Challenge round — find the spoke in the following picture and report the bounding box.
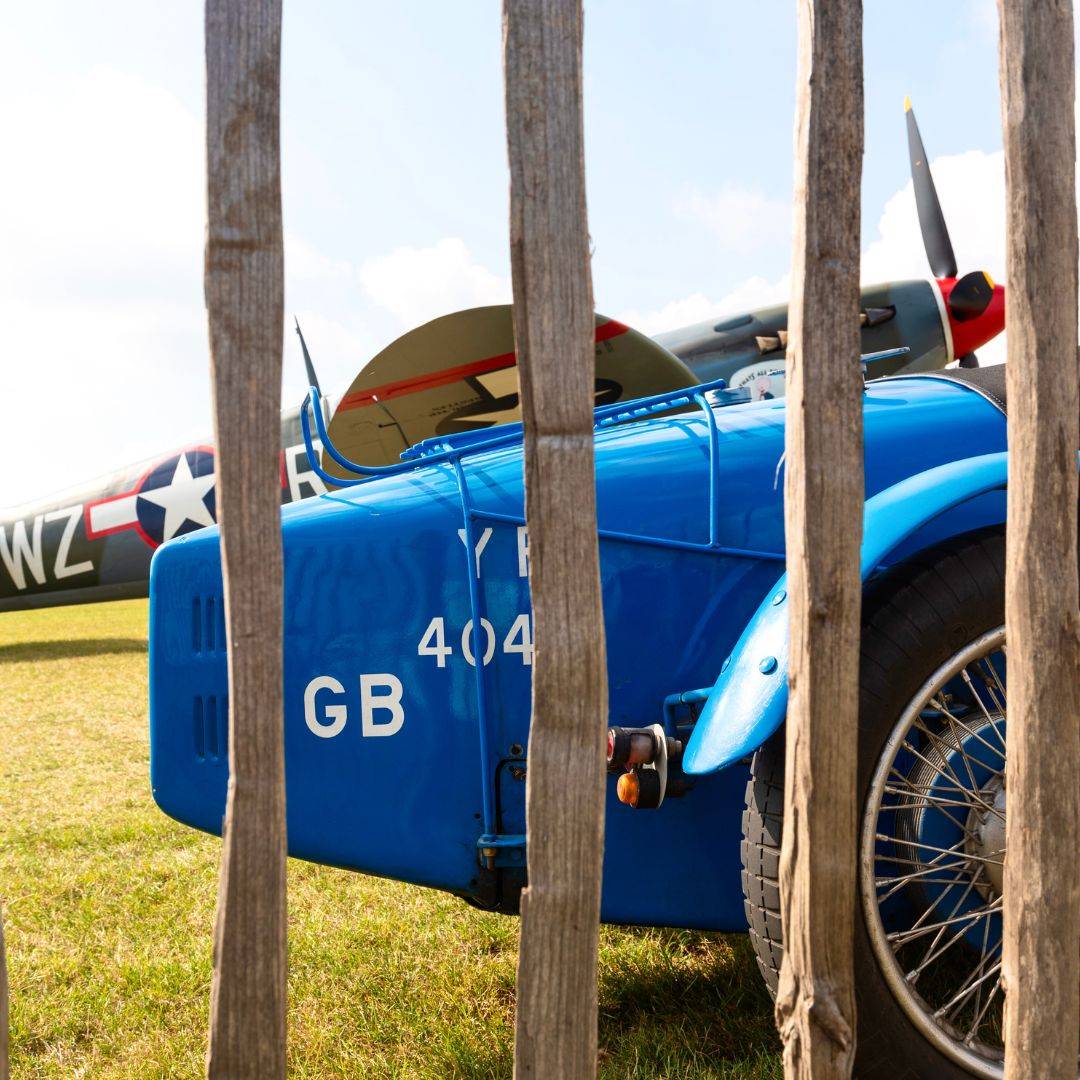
[892,861,985,942]
[887,765,972,796]
[887,763,982,814]
[908,871,993,978]
[917,711,984,794]
[878,870,971,888]
[959,668,1008,756]
[875,850,978,872]
[878,872,970,903]
[965,972,1003,1046]
[879,833,1002,868]
[877,831,966,860]
[912,717,1004,786]
[980,655,1007,702]
[888,896,1001,947]
[880,784,975,835]
[880,788,991,812]
[909,722,975,793]
[975,657,1007,719]
[876,856,979,889]
[932,693,1008,770]
[905,873,984,967]
[898,740,1002,819]
[876,860,968,887]
[966,904,996,1037]
[937,952,1003,1022]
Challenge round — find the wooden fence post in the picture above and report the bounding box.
[775,0,864,1076]
[503,1,608,1076]
[203,1,287,1076]
[998,3,1080,1077]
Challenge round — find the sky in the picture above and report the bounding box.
[0,1,1018,506]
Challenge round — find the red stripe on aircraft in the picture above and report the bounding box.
[337,319,630,413]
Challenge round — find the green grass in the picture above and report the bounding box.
[0,600,780,1078]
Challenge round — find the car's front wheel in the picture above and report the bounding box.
[741,531,1033,1079]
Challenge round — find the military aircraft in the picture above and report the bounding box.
[0,102,1004,613]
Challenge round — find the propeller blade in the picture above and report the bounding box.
[947,270,995,322]
[905,97,958,279]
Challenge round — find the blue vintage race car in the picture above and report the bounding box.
[149,363,1023,1078]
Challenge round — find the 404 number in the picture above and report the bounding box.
[417,614,533,668]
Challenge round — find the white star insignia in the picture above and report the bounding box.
[138,454,216,541]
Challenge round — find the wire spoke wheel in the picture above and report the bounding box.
[861,627,1010,1077]
[744,534,1079,1076]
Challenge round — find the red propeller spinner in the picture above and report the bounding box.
[906,98,1005,367]
[936,271,1005,366]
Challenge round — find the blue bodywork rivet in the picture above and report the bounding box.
[772,590,786,606]
[759,656,778,675]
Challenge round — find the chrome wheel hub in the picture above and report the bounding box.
[966,779,1006,900]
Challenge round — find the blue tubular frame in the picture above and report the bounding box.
[300,378,748,487]
[452,454,497,836]
[300,378,788,561]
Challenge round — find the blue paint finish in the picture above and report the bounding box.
[679,579,790,779]
[682,452,1012,777]
[150,374,1009,931]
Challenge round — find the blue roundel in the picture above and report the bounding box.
[135,449,217,547]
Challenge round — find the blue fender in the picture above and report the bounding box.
[681,451,1011,777]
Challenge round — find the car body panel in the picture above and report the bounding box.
[149,375,1007,931]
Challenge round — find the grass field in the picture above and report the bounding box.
[0,599,780,1078]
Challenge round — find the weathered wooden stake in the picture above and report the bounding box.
[776,0,864,1076]
[204,1,287,1076]
[503,1,608,1076]
[0,904,7,1080]
[998,3,1080,1077]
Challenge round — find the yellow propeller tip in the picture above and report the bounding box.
[904,95,912,112]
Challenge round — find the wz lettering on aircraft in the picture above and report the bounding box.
[0,438,324,611]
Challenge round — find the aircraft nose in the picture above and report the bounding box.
[936,275,1006,362]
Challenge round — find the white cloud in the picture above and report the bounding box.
[0,48,517,504]
[359,237,510,328]
[616,293,720,335]
[0,65,204,294]
[286,233,356,286]
[861,148,1006,286]
[0,63,211,507]
[622,148,1011,368]
[617,275,789,336]
[675,185,792,257]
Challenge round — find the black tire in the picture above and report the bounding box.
[742,530,1008,1079]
